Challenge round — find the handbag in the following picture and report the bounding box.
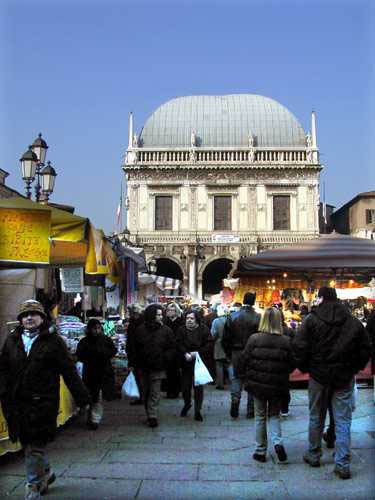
[121,371,140,398]
[194,352,213,386]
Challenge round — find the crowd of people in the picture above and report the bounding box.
[0,288,373,499]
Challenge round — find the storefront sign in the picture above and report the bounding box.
[60,267,84,293]
[0,208,51,264]
[211,234,240,243]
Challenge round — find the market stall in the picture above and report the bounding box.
[0,198,109,455]
[231,232,375,381]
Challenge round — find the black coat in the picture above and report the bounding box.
[222,305,261,357]
[76,334,117,402]
[126,316,144,368]
[366,310,375,375]
[292,301,370,388]
[176,324,212,369]
[133,322,177,372]
[238,332,295,399]
[0,323,90,444]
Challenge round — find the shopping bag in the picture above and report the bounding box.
[76,361,83,378]
[352,380,358,411]
[194,352,213,386]
[121,371,140,398]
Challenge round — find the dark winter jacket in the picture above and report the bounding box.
[133,322,177,372]
[292,300,370,388]
[222,305,261,358]
[126,315,144,368]
[366,310,375,375]
[164,316,184,335]
[238,332,295,399]
[176,324,212,369]
[76,333,117,402]
[0,323,90,444]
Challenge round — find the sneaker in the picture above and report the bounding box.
[39,470,56,495]
[25,483,41,500]
[194,412,203,422]
[275,444,288,462]
[246,411,255,419]
[334,465,351,479]
[323,431,335,449]
[230,402,239,418]
[303,452,320,467]
[252,453,266,463]
[148,418,158,428]
[280,411,289,418]
[180,403,192,417]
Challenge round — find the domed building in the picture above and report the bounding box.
[123,94,322,300]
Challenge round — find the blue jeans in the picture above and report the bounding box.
[308,377,354,468]
[24,443,50,486]
[254,397,282,455]
[229,352,254,410]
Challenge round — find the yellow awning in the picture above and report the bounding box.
[0,197,88,266]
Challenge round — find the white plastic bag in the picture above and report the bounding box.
[352,380,358,412]
[76,361,83,378]
[194,352,213,386]
[122,371,140,398]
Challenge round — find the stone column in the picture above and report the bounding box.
[189,258,196,297]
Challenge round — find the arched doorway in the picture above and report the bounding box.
[202,258,233,298]
[155,257,183,281]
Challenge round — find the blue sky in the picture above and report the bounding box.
[1,0,373,233]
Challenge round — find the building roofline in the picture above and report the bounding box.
[332,191,375,216]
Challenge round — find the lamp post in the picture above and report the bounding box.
[19,133,57,202]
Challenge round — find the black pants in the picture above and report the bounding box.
[165,365,181,397]
[181,364,203,413]
[280,390,291,414]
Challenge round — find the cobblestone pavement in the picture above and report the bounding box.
[1,385,374,499]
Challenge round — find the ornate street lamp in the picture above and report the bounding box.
[19,146,38,198]
[40,161,57,202]
[19,133,56,202]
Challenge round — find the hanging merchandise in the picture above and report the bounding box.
[106,276,120,314]
[60,268,84,293]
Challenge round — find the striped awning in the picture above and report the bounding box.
[138,272,181,292]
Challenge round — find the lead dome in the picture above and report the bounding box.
[139,94,306,148]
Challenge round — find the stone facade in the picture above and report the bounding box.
[122,96,322,299]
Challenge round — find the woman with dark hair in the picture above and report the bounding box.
[132,304,176,428]
[176,309,212,422]
[76,319,117,430]
[238,307,295,463]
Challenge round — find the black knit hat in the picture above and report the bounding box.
[318,286,337,302]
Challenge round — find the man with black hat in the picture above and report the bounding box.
[222,292,260,419]
[0,300,91,499]
[293,287,370,479]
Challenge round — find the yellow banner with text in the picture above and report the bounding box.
[0,208,51,264]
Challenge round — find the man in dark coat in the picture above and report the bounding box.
[0,300,90,499]
[163,302,184,398]
[132,304,176,428]
[292,287,370,479]
[126,304,144,405]
[76,318,117,430]
[222,292,261,419]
